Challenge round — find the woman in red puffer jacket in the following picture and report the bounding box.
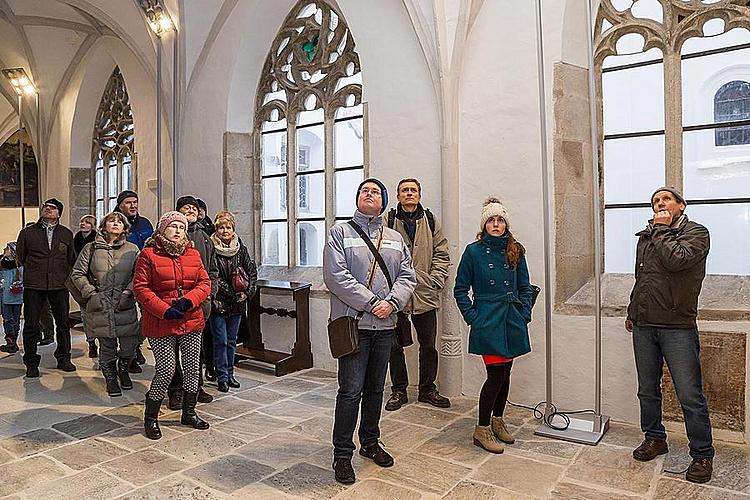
[133,211,211,440]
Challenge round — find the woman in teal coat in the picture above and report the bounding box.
[454,197,533,454]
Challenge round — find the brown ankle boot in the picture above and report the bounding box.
[490,416,515,444]
[473,425,504,454]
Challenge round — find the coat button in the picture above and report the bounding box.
[489,280,495,285]
[504,264,509,269]
[488,263,494,269]
[486,249,490,254]
[504,280,509,285]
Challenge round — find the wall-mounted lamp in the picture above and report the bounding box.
[145,4,174,36]
[2,68,36,96]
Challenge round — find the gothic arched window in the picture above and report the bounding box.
[595,1,750,275]
[714,80,750,146]
[255,0,366,267]
[92,67,135,221]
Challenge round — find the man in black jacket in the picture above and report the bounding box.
[17,198,77,377]
[626,186,713,484]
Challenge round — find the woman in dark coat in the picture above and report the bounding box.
[133,211,212,440]
[208,211,257,392]
[73,214,98,358]
[454,197,533,454]
[71,212,139,397]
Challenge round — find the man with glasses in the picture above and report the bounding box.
[323,178,416,484]
[16,198,77,377]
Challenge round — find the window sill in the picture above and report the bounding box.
[558,273,750,321]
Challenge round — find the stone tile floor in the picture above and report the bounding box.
[0,330,747,499]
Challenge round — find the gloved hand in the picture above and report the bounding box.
[172,297,192,312]
[164,306,185,320]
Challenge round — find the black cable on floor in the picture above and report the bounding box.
[507,400,597,431]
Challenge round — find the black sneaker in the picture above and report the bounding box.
[25,366,40,378]
[686,457,713,484]
[128,359,143,373]
[332,458,356,484]
[56,360,77,372]
[38,338,54,346]
[135,345,146,365]
[384,392,407,411]
[359,443,394,467]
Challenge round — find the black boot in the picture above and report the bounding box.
[128,358,143,373]
[102,362,122,397]
[0,337,19,354]
[144,395,163,440]
[181,391,209,430]
[135,345,146,365]
[117,358,133,390]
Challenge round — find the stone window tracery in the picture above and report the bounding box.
[255,0,365,268]
[92,67,135,221]
[595,0,750,275]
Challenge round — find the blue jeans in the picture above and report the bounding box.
[2,304,21,340]
[210,313,241,382]
[632,325,714,459]
[333,329,393,459]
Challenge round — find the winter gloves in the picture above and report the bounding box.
[163,297,193,320]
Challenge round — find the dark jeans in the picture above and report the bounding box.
[632,325,714,459]
[389,309,438,395]
[2,304,22,340]
[333,329,393,460]
[22,289,72,367]
[210,313,241,382]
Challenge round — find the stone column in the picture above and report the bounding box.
[223,132,255,250]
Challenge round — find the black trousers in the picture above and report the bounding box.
[388,309,438,395]
[39,299,55,339]
[22,289,72,367]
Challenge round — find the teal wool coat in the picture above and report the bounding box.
[453,234,533,358]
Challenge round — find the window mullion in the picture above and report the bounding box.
[663,51,683,190]
[287,119,297,268]
[324,108,335,236]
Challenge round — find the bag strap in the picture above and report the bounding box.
[347,220,394,289]
[425,208,435,236]
[387,208,396,229]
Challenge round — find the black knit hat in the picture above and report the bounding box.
[116,190,138,207]
[356,178,388,215]
[651,186,685,207]
[42,198,63,216]
[195,198,207,211]
[176,195,200,212]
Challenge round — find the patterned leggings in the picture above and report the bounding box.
[147,332,202,400]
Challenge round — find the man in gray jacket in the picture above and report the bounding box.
[323,178,416,485]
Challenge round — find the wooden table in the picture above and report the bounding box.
[235,279,313,376]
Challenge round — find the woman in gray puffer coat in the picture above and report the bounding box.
[71,211,140,397]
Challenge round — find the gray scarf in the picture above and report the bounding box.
[210,233,240,257]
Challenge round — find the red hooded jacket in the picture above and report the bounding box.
[133,237,211,338]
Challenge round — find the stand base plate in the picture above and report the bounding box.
[534,413,610,446]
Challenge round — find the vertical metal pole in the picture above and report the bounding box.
[35,92,42,200]
[533,0,554,411]
[156,36,163,216]
[172,31,179,203]
[585,0,604,423]
[18,94,25,227]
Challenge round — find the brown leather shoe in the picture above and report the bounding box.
[632,438,668,461]
[686,457,713,484]
[418,390,451,408]
[384,392,407,411]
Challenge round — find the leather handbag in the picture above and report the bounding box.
[231,266,250,292]
[530,284,541,307]
[327,225,382,359]
[347,221,413,348]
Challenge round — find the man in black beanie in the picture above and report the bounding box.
[195,198,215,236]
[114,190,153,250]
[16,199,77,377]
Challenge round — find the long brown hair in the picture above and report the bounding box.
[477,225,525,268]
